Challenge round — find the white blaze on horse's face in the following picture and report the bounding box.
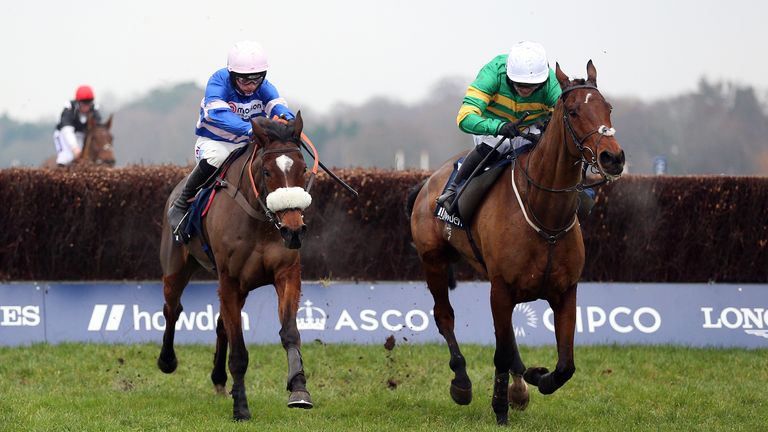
[276,155,294,186]
[584,93,593,104]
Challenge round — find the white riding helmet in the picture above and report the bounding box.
[227,41,269,74]
[506,41,549,84]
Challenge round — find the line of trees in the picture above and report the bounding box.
[2,78,767,175]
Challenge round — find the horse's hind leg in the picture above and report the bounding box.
[422,251,472,405]
[274,267,313,409]
[219,275,251,421]
[210,315,228,395]
[489,278,529,425]
[157,260,197,374]
[524,284,577,395]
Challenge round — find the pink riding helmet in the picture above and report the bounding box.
[227,41,269,74]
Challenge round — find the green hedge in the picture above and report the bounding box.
[1,167,765,282]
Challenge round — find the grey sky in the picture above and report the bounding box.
[2,0,765,122]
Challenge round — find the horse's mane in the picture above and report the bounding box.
[253,117,299,144]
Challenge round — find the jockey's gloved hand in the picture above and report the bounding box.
[498,122,520,139]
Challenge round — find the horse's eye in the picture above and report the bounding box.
[262,169,271,177]
[568,109,578,117]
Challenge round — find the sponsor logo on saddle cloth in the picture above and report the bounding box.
[434,157,511,229]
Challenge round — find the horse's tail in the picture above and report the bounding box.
[447,265,456,290]
[405,179,427,222]
[405,178,456,290]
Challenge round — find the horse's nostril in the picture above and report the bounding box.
[600,151,621,167]
[599,150,625,177]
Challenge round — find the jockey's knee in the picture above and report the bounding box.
[203,154,226,168]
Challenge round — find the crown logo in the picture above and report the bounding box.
[296,300,327,331]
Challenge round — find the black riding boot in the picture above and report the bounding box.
[167,160,217,235]
[436,145,496,209]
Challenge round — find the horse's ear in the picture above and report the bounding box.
[292,111,304,141]
[555,62,570,90]
[104,114,114,130]
[586,59,597,86]
[87,113,96,129]
[250,118,269,147]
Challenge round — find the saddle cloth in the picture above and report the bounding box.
[176,145,250,243]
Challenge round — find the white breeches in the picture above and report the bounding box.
[53,126,84,165]
[472,124,542,153]
[194,136,248,168]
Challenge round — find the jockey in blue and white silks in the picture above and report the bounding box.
[195,68,294,149]
[168,40,295,238]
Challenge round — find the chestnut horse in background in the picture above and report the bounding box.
[407,61,625,425]
[42,113,115,167]
[80,114,115,166]
[158,114,314,421]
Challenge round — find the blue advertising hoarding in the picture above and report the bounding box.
[1,281,766,348]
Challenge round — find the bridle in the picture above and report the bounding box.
[236,141,311,230]
[79,125,115,165]
[520,84,617,192]
[512,83,618,242]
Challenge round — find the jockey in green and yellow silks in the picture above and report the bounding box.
[438,41,595,214]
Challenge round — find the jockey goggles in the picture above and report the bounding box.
[513,81,542,91]
[234,72,266,87]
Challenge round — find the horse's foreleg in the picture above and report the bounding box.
[275,267,313,409]
[423,254,472,405]
[210,315,228,395]
[524,285,577,395]
[219,276,251,421]
[157,269,193,374]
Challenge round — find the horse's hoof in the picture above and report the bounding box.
[523,367,549,386]
[213,384,227,396]
[495,412,509,425]
[156,356,177,374]
[287,390,314,409]
[450,381,473,405]
[233,409,251,422]
[508,374,530,411]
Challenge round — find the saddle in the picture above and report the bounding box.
[434,157,512,229]
[434,118,550,229]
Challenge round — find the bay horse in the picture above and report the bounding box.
[407,61,625,425]
[42,113,115,167]
[80,113,116,166]
[157,114,314,420]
